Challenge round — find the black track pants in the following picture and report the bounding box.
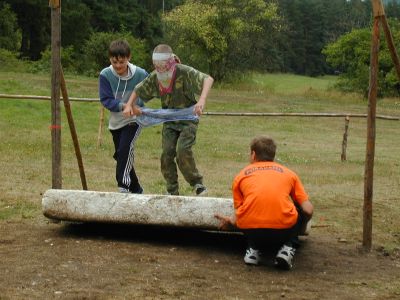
[110,122,142,193]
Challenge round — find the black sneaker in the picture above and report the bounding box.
[291,236,301,249]
[130,186,144,194]
[195,184,208,196]
[167,191,179,196]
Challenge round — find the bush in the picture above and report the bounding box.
[0,49,30,72]
[28,31,150,77]
[80,31,150,77]
[29,46,78,74]
[323,20,400,97]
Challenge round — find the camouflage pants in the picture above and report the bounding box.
[161,121,203,194]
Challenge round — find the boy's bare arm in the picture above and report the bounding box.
[214,213,236,231]
[300,200,314,220]
[194,76,214,116]
[123,91,142,117]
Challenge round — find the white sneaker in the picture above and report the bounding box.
[275,245,295,270]
[244,248,261,265]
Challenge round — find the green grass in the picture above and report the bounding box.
[244,73,335,94]
[0,70,399,252]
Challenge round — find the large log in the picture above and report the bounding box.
[42,189,234,230]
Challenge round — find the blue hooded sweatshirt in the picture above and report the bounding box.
[99,63,147,130]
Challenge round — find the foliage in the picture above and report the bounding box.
[163,0,282,80]
[323,28,371,95]
[3,0,400,84]
[77,0,163,48]
[0,3,20,52]
[62,0,93,53]
[277,0,373,77]
[29,46,77,74]
[323,20,400,97]
[0,48,30,72]
[3,0,163,61]
[4,0,50,60]
[27,31,150,77]
[80,31,150,77]
[163,1,223,75]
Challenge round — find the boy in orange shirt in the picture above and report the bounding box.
[215,136,313,270]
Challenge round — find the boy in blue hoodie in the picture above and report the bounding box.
[99,39,148,193]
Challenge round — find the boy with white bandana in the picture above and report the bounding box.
[99,40,148,194]
[123,44,214,196]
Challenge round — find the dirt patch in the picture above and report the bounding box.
[1,217,399,299]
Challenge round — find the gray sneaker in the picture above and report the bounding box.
[274,245,296,270]
[119,187,130,193]
[119,187,144,194]
[244,248,261,265]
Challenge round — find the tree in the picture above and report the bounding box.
[5,0,50,60]
[323,20,400,97]
[277,0,373,76]
[79,0,163,48]
[163,0,281,80]
[0,3,20,52]
[3,0,182,62]
[386,0,400,19]
[323,28,371,95]
[62,1,92,53]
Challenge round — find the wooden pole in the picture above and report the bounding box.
[2,94,399,120]
[381,16,400,81]
[49,0,62,189]
[60,69,88,190]
[341,116,350,162]
[363,1,382,251]
[97,106,105,147]
[0,94,98,102]
[372,0,385,17]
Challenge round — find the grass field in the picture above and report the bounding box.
[0,71,399,253]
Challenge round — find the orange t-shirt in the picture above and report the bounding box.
[232,161,309,229]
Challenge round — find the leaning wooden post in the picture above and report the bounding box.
[341,116,350,161]
[381,16,400,81]
[60,69,88,190]
[363,0,383,251]
[49,0,62,189]
[97,106,105,147]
